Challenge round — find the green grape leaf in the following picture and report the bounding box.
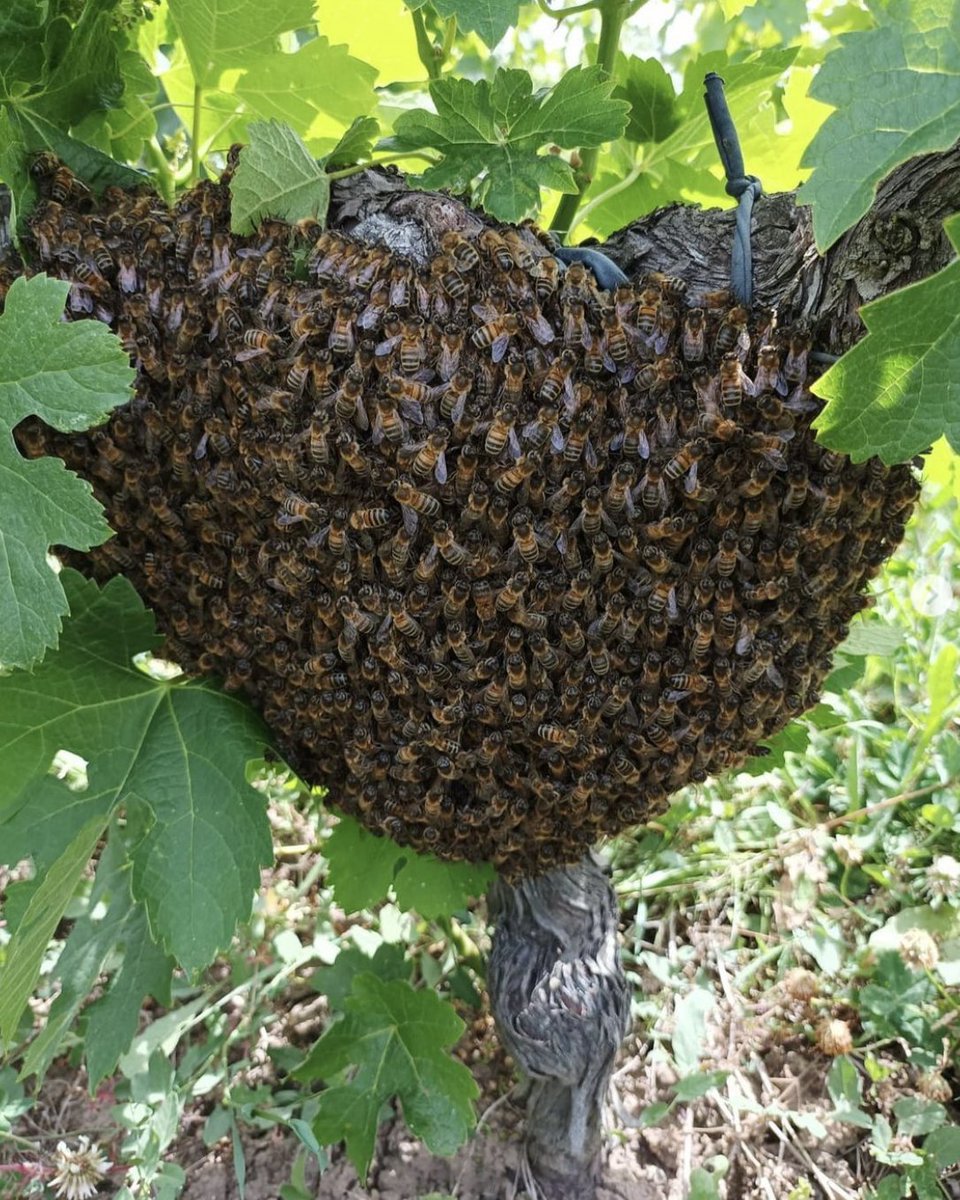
[324,815,401,913]
[392,855,495,919]
[233,39,379,151]
[0,812,109,1042]
[72,49,159,165]
[17,835,173,1085]
[0,1,46,97]
[613,54,680,144]
[742,720,811,774]
[0,572,272,971]
[584,49,798,236]
[166,0,314,88]
[295,975,477,1179]
[429,0,521,49]
[325,814,492,917]
[0,274,134,669]
[0,106,150,229]
[811,213,960,463]
[388,66,630,222]
[325,116,381,171]
[311,944,410,1010]
[83,905,173,1087]
[230,119,330,234]
[798,0,960,251]
[29,0,123,127]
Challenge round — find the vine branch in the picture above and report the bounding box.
[548,0,632,240]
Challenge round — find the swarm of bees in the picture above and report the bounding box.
[10,153,920,878]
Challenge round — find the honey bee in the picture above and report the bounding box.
[676,307,706,363]
[719,352,754,408]
[434,323,463,381]
[479,228,515,272]
[483,403,519,459]
[328,300,358,356]
[471,312,520,362]
[533,255,561,300]
[518,294,554,345]
[601,306,629,365]
[715,304,750,357]
[537,348,577,411]
[783,329,812,385]
[400,430,446,484]
[440,230,481,272]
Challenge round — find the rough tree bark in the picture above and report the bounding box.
[327,142,960,1199]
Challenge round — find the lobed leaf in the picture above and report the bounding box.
[0,274,134,668]
[167,0,314,89]
[325,813,494,918]
[429,0,521,49]
[799,0,960,250]
[295,975,478,1179]
[389,66,629,222]
[613,54,680,145]
[812,213,960,463]
[0,572,273,971]
[229,119,330,234]
[325,116,381,171]
[0,813,109,1042]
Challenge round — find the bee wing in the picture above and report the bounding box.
[584,438,598,471]
[235,347,269,361]
[471,301,498,322]
[375,614,393,643]
[194,432,209,460]
[761,450,789,471]
[562,375,576,418]
[652,332,669,355]
[784,387,817,413]
[491,334,510,364]
[375,335,400,357]
[551,426,567,454]
[507,427,522,462]
[684,462,700,494]
[608,431,625,452]
[526,313,556,345]
[371,411,385,446]
[401,505,419,537]
[741,372,757,397]
[666,587,678,621]
[449,390,468,425]
[434,452,448,485]
[521,417,542,440]
[766,664,785,688]
[601,510,618,536]
[358,303,384,330]
[400,397,425,425]
[353,397,370,432]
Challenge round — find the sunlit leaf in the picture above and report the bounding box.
[0,274,133,669]
[799,0,960,250]
[812,214,960,463]
[229,119,330,233]
[389,66,629,221]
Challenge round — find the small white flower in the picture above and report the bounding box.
[898,927,940,971]
[923,855,960,908]
[50,1136,111,1200]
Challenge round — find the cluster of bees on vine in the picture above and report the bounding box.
[11,154,919,877]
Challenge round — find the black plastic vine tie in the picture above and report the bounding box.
[703,72,762,306]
